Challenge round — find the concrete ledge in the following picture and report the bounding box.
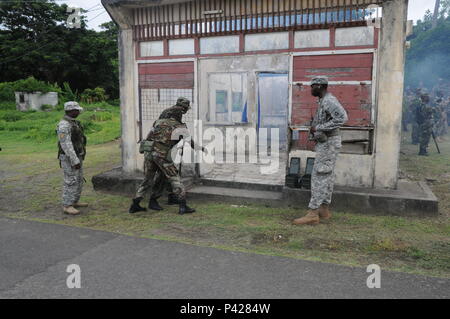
[282,181,438,216]
[92,169,438,216]
[92,167,195,196]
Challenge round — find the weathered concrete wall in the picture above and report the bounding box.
[15,92,58,111]
[289,150,375,188]
[335,26,375,47]
[294,30,330,48]
[373,0,408,189]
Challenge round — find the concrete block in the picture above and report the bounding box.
[294,30,330,48]
[200,36,240,54]
[245,32,289,51]
[140,41,164,57]
[335,26,374,47]
[169,39,195,55]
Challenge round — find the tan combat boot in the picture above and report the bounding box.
[63,206,80,215]
[319,204,332,220]
[74,202,88,208]
[292,209,320,226]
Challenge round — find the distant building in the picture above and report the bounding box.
[15,91,58,111]
[102,0,410,189]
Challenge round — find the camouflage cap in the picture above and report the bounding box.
[311,76,329,86]
[64,101,83,112]
[176,97,190,108]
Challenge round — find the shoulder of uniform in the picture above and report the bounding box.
[324,93,342,108]
[57,119,71,131]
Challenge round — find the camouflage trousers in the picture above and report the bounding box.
[411,122,420,144]
[135,151,185,200]
[60,155,84,207]
[419,121,433,151]
[308,136,342,210]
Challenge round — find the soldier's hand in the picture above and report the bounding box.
[309,126,317,134]
[73,163,81,170]
[201,146,208,154]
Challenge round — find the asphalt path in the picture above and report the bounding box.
[0,217,448,299]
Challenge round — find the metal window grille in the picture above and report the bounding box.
[132,0,383,41]
[140,88,194,123]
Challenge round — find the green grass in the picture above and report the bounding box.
[0,120,449,278]
[0,102,120,149]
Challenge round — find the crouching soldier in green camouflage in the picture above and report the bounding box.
[293,77,348,226]
[129,97,205,215]
[57,101,88,215]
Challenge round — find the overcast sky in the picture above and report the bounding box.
[61,0,438,30]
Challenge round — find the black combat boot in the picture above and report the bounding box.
[179,200,196,215]
[418,147,428,156]
[149,197,163,211]
[167,193,179,205]
[129,198,147,214]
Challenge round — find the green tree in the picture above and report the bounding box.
[0,0,119,99]
[405,4,450,89]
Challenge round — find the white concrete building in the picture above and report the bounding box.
[102,0,411,190]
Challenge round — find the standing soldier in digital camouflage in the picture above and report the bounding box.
[129,97,205,215]
[416,92,434,156]
[293,77,348,226]
[57,101,88,215]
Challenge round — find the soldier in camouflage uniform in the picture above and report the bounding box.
[293,77,348,226]
[433,91,448,141]
[57,101,87,215]
[129,97,205,215]
[410,88,422,145]
[416,93,434,156]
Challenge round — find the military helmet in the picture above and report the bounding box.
[64,101,83,112]
[176,97,190,109]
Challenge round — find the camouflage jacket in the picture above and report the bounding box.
[57,115,87,166]
[145,117,188,156]
[409,97,422,120]
[416,101,434,125]
[312,92,348,133]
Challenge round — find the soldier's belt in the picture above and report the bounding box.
[324,129,340,137]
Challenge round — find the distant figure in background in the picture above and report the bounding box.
[57,101,88,215]
[410,88,422,145]
[434,91,448,141]
[293,76,348,226]
[416,93,434,156]
[402,87,413,132]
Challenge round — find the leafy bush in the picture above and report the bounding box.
[0,82,16,101]
[41,104,54,111]
[108,99,120,107]
[80,87,107,103]
[61,82,79,103]
[13,77,61,94]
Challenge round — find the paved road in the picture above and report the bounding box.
[0,217,448,299]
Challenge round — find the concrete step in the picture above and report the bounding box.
[93,168,439,216]
[187,185,283,206]
[199,178,284,192]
